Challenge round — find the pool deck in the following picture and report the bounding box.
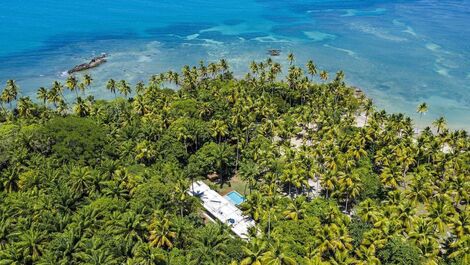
[189,181,255,239]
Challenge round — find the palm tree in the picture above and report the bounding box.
[319,71,328,82]
[75,237,118,265]
[208,62,219,77]
[47,85,63,108]
[287,53,295,66]
[240,192,264,222]
[69,166,94,196]
[83,74,93,88]
[432,116,446,133]
[112,211,146,254]
[261,239,297,265]
[148,212,176,249]
[416,102,428,118]
[363,98,374,124]
[118,80,131,98]
[283,196,306,221]
[36,87,48,107]
[2,166,20,193]
[240,238,268,265]
[16,229,46,263]
[17,97,35,118]
[211,119,229,143]
[73,97,89,117]
[338,172,363,212]
[106,79,117,97]
[306,60,317,79]
[238,160,260,195]
[190,224,229,264]
[1,80,19,109]
[65,75,79,98]
[135,81,145,95]
[219,58,229,75]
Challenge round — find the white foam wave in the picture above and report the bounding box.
[426,43,441,51]
[304,31,336,42]
[254,35,290,43]
[342,8,386,17]
[324,44,358,58]
[393,20,417,37]
[392,19,405,27]
[186,34,199,40]
[201,39,224,45]
[403,26,417,36]
[137,55,152,63]
[350,22,407,42]
[435,65,450,77]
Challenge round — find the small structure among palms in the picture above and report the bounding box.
[188,181,255,239]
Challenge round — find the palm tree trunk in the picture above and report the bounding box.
[235,138,239,170]
[268,210,271,239]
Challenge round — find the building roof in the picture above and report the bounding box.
[189,181,255,239]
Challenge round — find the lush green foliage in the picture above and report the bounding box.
[0,56,468,264]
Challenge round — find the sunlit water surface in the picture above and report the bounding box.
[1,0,469,129]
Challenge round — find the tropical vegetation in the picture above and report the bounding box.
[0,55,468,264]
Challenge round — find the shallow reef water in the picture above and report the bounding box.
[0,0,469,129]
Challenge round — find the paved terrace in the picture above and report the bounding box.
[188,181,255,239]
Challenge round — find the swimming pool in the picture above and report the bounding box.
[225,191,245,205]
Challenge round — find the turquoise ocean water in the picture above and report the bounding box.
[1,0,469,129]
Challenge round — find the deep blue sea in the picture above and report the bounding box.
[1,0,469,129]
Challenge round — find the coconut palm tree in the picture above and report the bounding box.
[416,102,428,118]
[16,228,46,263]
[36,87,48,107]
[432,116,447,133]
[17,97,35,118]
[240,191,264,222]
[47,85,63,108]
[190,224,230,264]
[2,166,20,193]
[238,160,261,195]
[66,75,79,98]
[287,53,295,66]
[83,74,93,88]
[338,172,362,212]
[319,71,328,82]
[148,212,176,249]
[73,97,89,117]
[261,239,296,265]
[283,196,306,221]
[106,79,117,97]
[112,211,146,254]
[306,60,317,79]
[211,120,229,143]
[219,58,229,75]
[69,166,94,196]
[118,80,131,98]
[1,80,19,109]
[240,238,268,265]
[135,81,145,95]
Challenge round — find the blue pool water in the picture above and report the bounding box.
[225,191,245,205]
[0,0,469,129]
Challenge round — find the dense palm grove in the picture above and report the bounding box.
[0,55,468,265]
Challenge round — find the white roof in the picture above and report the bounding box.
[189,181,255,239]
